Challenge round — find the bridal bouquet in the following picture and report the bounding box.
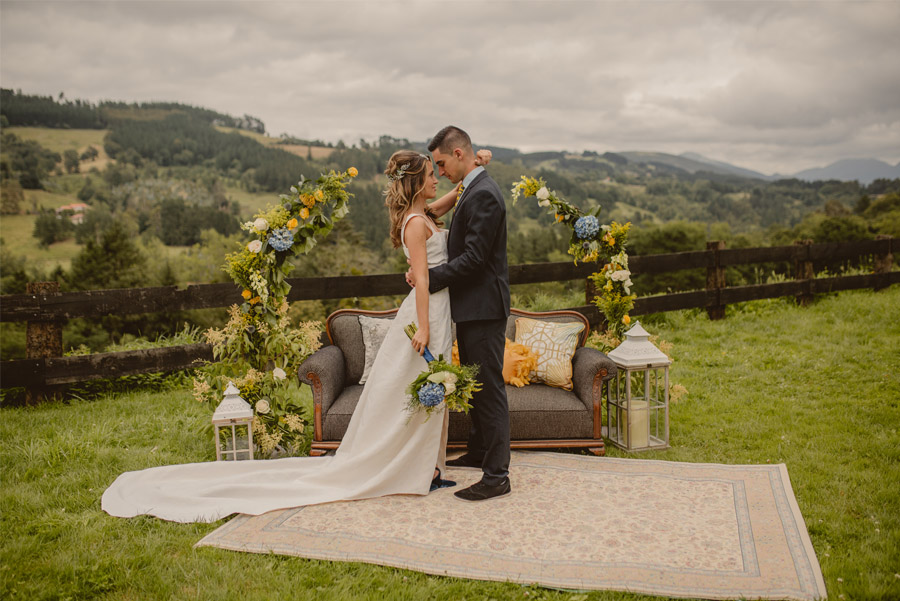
[403,323,480,418]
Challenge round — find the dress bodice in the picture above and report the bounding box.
[401,213,448,268]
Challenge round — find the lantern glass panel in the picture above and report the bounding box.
[606,366,669,451]
[216,422,254,461]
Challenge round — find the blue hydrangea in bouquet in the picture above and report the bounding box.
[403,323,480,419]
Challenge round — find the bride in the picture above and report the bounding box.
[102,149,490,523]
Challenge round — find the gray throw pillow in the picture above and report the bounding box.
[358,315,393,384]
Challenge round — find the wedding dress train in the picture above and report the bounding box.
[102,214,452,523]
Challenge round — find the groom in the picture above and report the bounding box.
[417,125,512,501]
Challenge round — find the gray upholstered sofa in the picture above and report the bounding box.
[299,308,616,457]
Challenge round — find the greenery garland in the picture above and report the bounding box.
[193,167,358,456]
[511,175,635,338]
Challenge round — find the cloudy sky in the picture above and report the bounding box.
[2,0,898,174]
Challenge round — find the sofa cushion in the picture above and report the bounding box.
[323,384,593,443]
[358,315,393,384]
[450,386,593,441]
[322,384,365,441]
[514,318,585,390]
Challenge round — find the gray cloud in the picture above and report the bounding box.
[2,0,898,174]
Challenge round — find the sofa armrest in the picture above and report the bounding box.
[572,346,617,411]
[298,345,346,441]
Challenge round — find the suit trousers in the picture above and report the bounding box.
[456,317,510,486]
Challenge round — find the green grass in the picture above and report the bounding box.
[1,193,83,273]
[5,127,108,155]
[224,185,281,217]
[2,287,899,600]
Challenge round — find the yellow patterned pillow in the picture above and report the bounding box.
[514,318,585,390]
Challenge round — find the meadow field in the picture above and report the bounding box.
[2,287,898,601]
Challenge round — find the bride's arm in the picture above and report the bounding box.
[427,149,493,218]
[428,185,460,218]
[404,218,431,355]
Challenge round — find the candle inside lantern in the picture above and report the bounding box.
[618,399,649,448]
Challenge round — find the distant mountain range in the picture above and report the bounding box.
[789,158,900,185]
[614,151,900,185]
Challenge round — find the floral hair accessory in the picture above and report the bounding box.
[388,162,411,182]
[387,155,429,182]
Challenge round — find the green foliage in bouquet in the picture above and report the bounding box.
[511,175,635,338]
[402,322,481,419]
[193,167,358,456]
[405,358,481,420]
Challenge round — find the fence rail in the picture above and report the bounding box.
[1,237,894,396]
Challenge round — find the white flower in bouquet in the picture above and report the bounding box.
[253,217,269,232]
[536,187,551,206]
[609,269,631,282]
[256,399,271,414]
[427,371,458,394]
[272,367,286,380]
[247,240,263,253]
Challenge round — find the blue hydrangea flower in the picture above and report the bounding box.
[267,227,294,251]
[574,215,600,240]
[417,382,445,407]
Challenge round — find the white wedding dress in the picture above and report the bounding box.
[102,214,452,523]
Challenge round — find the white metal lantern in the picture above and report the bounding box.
[606,322,671,451]
[212,382,255,461]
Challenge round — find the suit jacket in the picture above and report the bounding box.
[429,170,510,322]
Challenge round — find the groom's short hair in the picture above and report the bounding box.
[428,126,472,155]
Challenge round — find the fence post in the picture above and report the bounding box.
[874,235,893,291]
[705,240,726,320]
[25,281,62,404]
[585,273,598,305]
[793,239,814,307]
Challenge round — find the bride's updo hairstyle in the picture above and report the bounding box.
[384,150,443,248]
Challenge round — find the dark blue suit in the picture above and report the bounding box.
[429,170,511,485]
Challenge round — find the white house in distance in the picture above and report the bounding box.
[55,202,90,225]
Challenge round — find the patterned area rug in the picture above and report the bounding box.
[196,451,826,600]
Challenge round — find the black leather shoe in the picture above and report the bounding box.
[446,454,483,469]
[430,468,457,492]
[453,478,511,502]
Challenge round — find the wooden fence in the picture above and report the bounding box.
[1,237,895,398]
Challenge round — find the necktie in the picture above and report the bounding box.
[456,184,465,204]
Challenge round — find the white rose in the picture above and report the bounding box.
[443,382,456,395]
[272,367,286,381]
[610,269,631,282]
[538,199,551,207]
[536,187,550,201]
[253,218,269,231]
[623,279,633,295]
[428,371,456,385]
[256,399,270,414]
[247,240,263,253]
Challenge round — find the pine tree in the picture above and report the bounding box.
[68,221,147,290]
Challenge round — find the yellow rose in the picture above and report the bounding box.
[300,207,310,220]
[301,194,315,209]
[348,167,358,177]
[314,189,325,202]
[286,218,298,229]
[241,289,252,300]
[249,296,261,305]
[623,315,631,325]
